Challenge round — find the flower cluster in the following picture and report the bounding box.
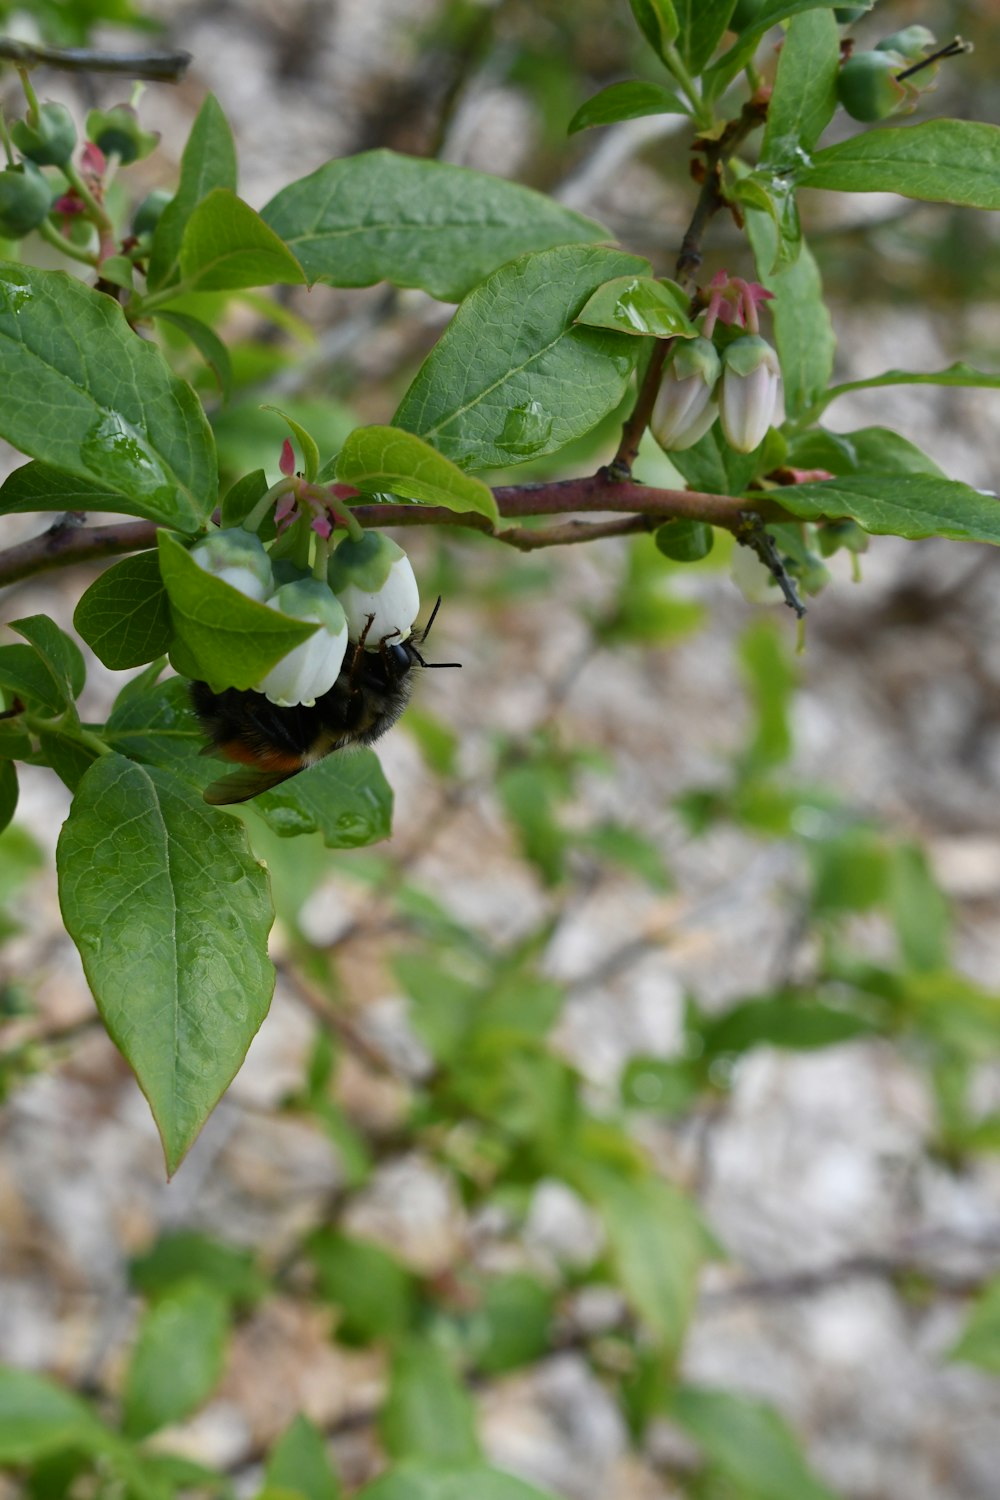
[651,273,782,457]
[190,523,420,708]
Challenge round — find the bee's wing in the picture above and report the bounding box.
[202,765,301,805]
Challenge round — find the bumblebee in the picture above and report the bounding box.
[191,600,457,805]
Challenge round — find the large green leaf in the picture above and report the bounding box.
[250,750,394,849]
[772,473,1000,546]
[799,121,1000,209]
[57,754,274,1173]
[576,1165,705,1355]
[9,616,84,701]
[261,150,610,303]
[394,245,648,470]
[179,189,306,292]
[123,1280,231,1438]
[359,1466,560,1500]
[0,266,216,528]
[568,80,687,134]
[626,0,679,65]
[817,361,1000,411]
[380,1339,481,1466]
[157,530,317,691]
[104,675,214,788]
[760,8,839,166]
[745,214,834,421]
[74,552,173,671]
[671,1386,839,1500]
[0,460,128,515]
[336,427,498,523]
[148,94,238,290]
[0,1367,106,1463]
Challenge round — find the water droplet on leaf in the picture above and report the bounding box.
[81,412,175,508]
[499,401,553,456]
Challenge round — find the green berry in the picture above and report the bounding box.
[11,103,77,167]
[837,50,907,122]
[0,163,52,238]
[132,188,172,237]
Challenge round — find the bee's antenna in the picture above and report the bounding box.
[419,595,444,643]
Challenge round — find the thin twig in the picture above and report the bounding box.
[0,38,191,82]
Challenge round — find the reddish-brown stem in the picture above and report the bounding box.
[0,478,793,588]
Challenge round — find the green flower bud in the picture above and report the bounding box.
[875,26,935,61]
[132,188,172,237]
[11,103,77,167]
[328,531,420,646]
[189,528,274,602]
[85,104,159,165]
[0,163,52,238]
[838,50,907,122]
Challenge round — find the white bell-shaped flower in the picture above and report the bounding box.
[719,336,782,454]
[190,527,273,602]
[651,336,721,452]
[328,531,420,648]
[254,579,349,707]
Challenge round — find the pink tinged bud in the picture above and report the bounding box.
[651,336,721,452]
[279,438,296,477]
[719,336,782,454]
[311,513,332,538]
[80,142,106,177]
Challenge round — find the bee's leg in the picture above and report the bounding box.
[346,614,376,688]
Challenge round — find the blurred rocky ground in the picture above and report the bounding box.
[2,1,1000,1498]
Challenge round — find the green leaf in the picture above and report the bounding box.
[800,120,1000,210]
[105,676,212,786]
[394,245,648,470]
[221,469,269,528]
[123,1280,231,1438]
[701,994,874,1053]
[890,844,950,974]
[621,1056,701,1114]
[0,761,17,834]
[57,754,274,1173]
[36,729,98,793]
[739,619,795,773]
[266,1416,341,1500]
[760,8,840,166]
[772,473,1000,547]
[308,1230,416,1345]
[628,0,679,65]
[472,1275,552,1375]
[576,1165,706,1355]
[73,553,173,671]
[381,1338,481,1466]
[261,149,610,303]
[706,2,874,99]
[568,80,688,133]
[809,830,888,914]
[249,750,394,849]
[951,1278,1000,1374]
[157,530,316,691]
[745,215,834,419]
[0,266,216,529]
[130,1230,267,1308]
[669,424,758,496]
[670,1386,840,1500]
[336,426,498,523]
[819,361,1000,409]
[0,643,68,714]
[0,461,131,517]
[841,427,945,478]
[734,174,802,271]
[178,189,306,292]
[675,0,736,72]
[9,616,84,702]
[655,520,714,562]
[359,1465,561,1500]
[155,310,233,401]
[0,1367,105,1463]
[148,94,238,291]
[581,821,672,888]
[575,275,696,338]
